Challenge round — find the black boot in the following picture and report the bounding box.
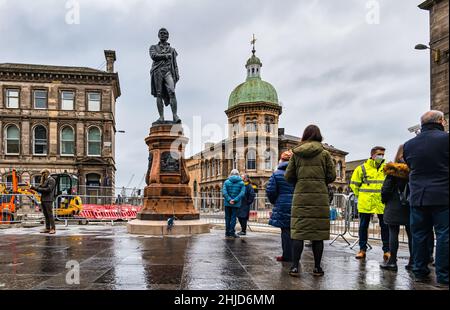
[380,258,398,271]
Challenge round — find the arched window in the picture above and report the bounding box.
[5,125,20,154]
[265,116,274,133]
[246,118,257,132]
[246,149,256,170]
[264,149,274,170]
[61,126,75,155]
[211,160,216,178]
[216,159,221,176]
[33,125,47,155]
[206,160,210,178]
[31,175,41,187]
[87,127,101,156]
[336,161,342,179]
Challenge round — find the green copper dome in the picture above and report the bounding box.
[246,54,262,66]
[228,51,278,108]
[228,78,278,108]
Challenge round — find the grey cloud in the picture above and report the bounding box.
[0,0,431,187]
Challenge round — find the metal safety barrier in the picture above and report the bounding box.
[0,193,44,224]
[54,194,142,225]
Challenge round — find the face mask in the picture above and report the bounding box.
[374,155,384,163]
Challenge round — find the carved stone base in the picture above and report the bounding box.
[137,196,199,220]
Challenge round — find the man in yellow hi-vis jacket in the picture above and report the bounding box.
[350,146,390,261]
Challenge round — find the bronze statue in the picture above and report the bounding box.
[149,28,180,123]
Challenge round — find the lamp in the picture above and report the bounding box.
[415,43,441,63]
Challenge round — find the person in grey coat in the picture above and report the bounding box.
[31,169,56,234]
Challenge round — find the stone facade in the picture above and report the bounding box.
[419,0,449,129]
[0,51,121,196]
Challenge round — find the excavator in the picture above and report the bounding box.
[0,169,83,223]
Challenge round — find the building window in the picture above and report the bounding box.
[87,127,101,156]
[337,161,342,179]
[31,175,41,187]
[245,118,257,132]
[5,89,19,108]
[87,92,101,111]
[265,116,274,133]
[33,125,47,155]
[5,125,20,154]
[61,126,75,155]
[264,149,273,170]
[61,91,74,110]
[233,152,237,169]
[246,149,256,170]
[232,121,239,136]
[5,174,20,187]
[33,90,48,109]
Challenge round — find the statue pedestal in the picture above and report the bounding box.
[127,122,210,235]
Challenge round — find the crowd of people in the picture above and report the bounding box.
[221,110,448,287]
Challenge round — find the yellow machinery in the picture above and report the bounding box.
[0,170,83,222]
[51,173,83,217]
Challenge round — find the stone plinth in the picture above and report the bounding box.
[127,219,210,235]
[128,122,209,235]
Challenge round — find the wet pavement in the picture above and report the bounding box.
[0,225,447,290]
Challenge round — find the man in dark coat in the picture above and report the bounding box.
[149,28,180,123]
[237,174,255,236]
[403,110,449,286]
[267,151,295,262]
[31,169,56,234]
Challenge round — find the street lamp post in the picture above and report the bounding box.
[415,43,441,63]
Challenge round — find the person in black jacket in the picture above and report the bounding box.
[237,174,256,236]
[403,110,449,286]
[31,169,57,234]
[380,145,412,271]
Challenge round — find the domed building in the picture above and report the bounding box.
[186,46,348,211]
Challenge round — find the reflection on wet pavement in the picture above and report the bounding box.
[0,225,446,290]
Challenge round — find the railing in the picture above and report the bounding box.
[53,194,142,225]
[1,191,412,246]
[0,193,43,224]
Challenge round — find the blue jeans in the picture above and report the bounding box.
[225,206,238,236]
[281,227,292,261]
[411,206,449,284]
[359,213,390,252]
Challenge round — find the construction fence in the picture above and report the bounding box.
[1,191,410,245]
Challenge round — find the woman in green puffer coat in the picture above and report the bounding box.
[285,125,336,277]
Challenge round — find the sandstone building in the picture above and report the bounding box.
[0,50,121,197]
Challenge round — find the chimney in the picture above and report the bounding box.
[104,50,116,73]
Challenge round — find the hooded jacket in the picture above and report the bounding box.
[285,141,336,240]
[267,161,295,228]
[381,162,410,225]
[222,175,246,208]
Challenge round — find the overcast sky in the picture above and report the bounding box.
[0,0,431,189]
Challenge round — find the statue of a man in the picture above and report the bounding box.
[149,28,180,123]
